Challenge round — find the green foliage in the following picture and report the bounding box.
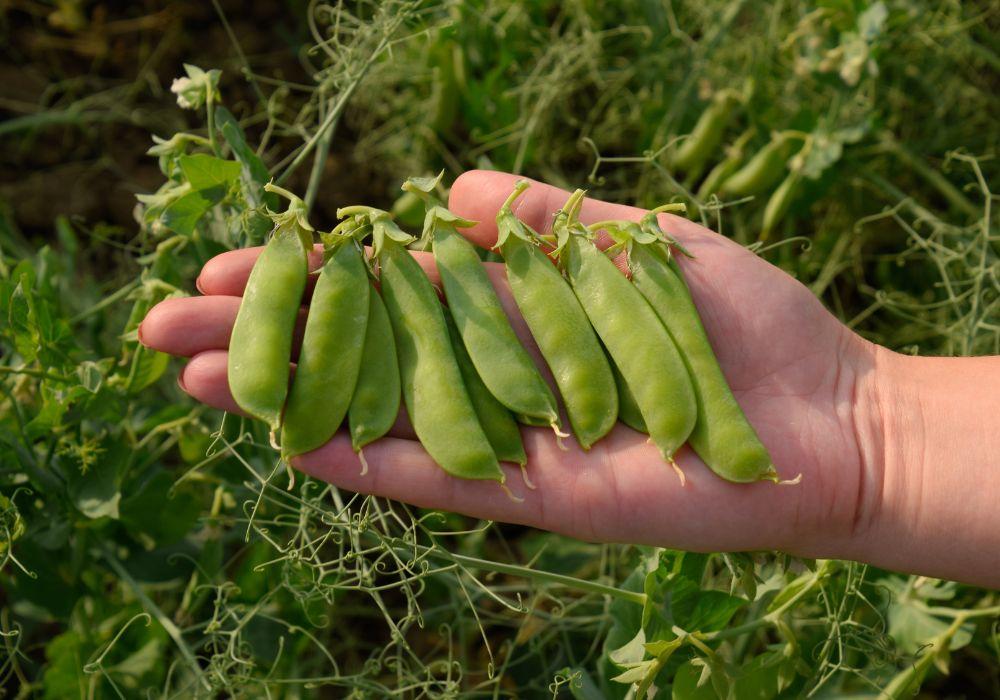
[1,0,998,697]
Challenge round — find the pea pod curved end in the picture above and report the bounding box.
[519,465,536,490]
[667,455,686,487]
[775,471,803,486]
[499,481,523,503]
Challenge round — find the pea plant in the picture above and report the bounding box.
[1,1,997,697]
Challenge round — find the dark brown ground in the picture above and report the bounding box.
[0,0,367,240]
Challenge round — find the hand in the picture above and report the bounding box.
[139,170,1000,588]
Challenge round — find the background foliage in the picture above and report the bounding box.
[1,0,997,697]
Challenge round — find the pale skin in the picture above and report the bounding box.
[140,170,1000,590]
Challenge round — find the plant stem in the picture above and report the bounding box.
[0,366,71,383]
[102,547,211,691]
[70,279,140,324]
[303,95,341,214]
[276,37,389,188]
[879,135,979,219]
[400,541,646,606]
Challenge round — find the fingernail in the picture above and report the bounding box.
[137,322,147,347]
[195,274,206,294]
[177,372,187,393]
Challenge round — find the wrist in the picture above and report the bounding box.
[840,346,1000,588]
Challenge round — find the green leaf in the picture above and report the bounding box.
[113,637,163,680]
[686,590,747,632]
[76,360,104,393]
[125,345,170,393]
[731,651,789,700]
[403,171,445,195]
[121,541,199,583]
[8,276,38,362]
[159,188,225,236]
[599,556,649,697]
[609,628,647,668]
[888,600,974,654]
[672,661,716,700]
[24,384,71,440]
[178,153,241,191]
[42,631,88,699]
[216,106,276,209]
[766,564,826,614]
[66,444,122,520]
[121,473,201,545]
[611,659,658,684]
[424,204,477,234]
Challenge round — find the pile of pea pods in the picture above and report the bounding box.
[227,177,778,488]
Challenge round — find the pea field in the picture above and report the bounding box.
[1,1,998,697]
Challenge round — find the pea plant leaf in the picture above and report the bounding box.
[795,123,869,180]
[882,577,975,654]
[178,154,241,190]
[671,660,719,700]
[120,473,201,546]
[160,189,225,236]
[68,463,120,520]
[8,275,39,362]
[216,106,278,210]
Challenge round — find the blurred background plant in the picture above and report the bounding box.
[0,0,997,697]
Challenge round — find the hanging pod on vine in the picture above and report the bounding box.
[694,128,757,212]
[718,132,801,198]
[760,170,803,241]
[672,88,742,178]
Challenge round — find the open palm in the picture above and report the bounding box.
[140,170,877,559]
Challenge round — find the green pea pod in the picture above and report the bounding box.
[430,213,560,428]
[378,237,504,482]
[444,307,526,467]
[612,360,646,434]
[672,89,741,177]
[280,241,370,458]
[694,128,756,209]
[496,183,617,450]
[761,171,802,240]
[348,284,401,454]
[228,205,311,431]
[719,133,797,198]
[629,243,777,482]
[561,207,695,460]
